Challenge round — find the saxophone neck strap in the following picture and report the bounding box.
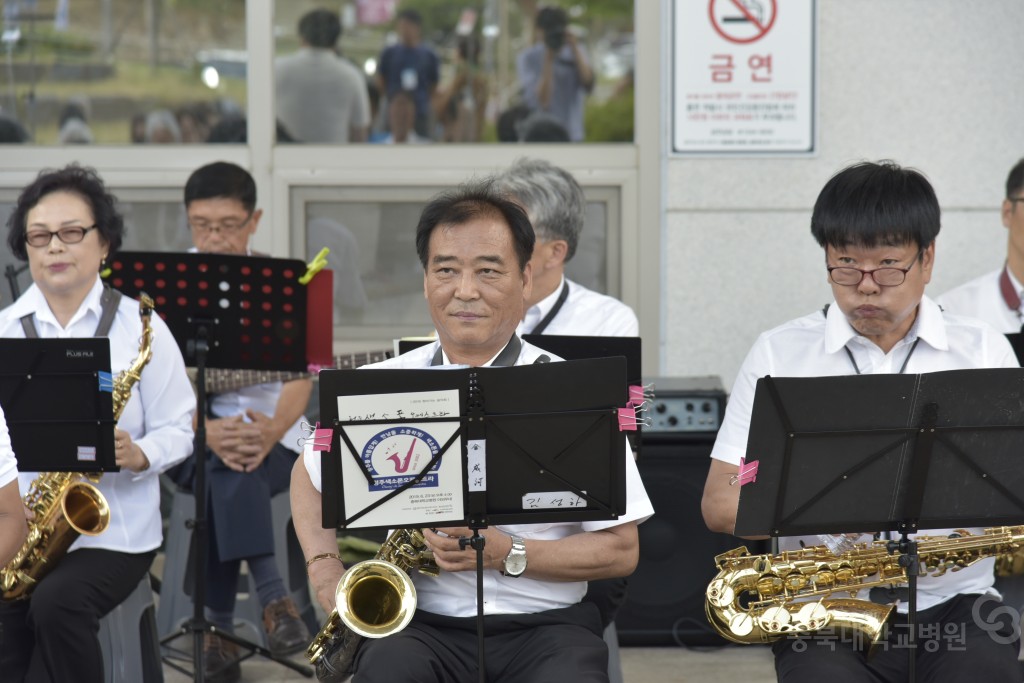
[19,285,123,339]
[430,335,523,368]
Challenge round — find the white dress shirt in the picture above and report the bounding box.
[0,278,196,554]
[304,338,654,617]
[935,267,1022,333]
[0,405,16,488]
[517,277,639,337]
[711,296,1018,612]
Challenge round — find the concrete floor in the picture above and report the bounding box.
[160,642,778,682]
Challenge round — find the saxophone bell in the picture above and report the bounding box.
[62,480,110,537]
[337,559,418,639]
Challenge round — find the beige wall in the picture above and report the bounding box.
[661,0,1024,390]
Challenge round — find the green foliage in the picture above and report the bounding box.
[584,86,633,143]
[396,0,485,35]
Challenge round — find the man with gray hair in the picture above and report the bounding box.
[494,158,638,633]
[494,157,638,338]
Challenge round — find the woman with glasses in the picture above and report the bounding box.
[0,164,196,683]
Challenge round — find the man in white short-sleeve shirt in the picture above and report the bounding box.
[292,180,653,683]
[936,157,1024,333]
[702,161,1020,682]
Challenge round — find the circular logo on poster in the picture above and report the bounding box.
[362,427,442,492]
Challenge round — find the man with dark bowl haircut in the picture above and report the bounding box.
[702,161,1020,682]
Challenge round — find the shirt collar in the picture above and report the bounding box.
[1007,265,1024,309]
[6,277,106,330]
[436,336,521,367]
[823,295,947,355]
[525,275,567,322]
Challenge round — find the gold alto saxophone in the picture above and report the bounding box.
[705,526,1024,648]
[307,528,439,682]
[0,294,155,600]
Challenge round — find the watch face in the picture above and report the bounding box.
[505,552,527,575]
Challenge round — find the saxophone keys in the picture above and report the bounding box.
[728,611,755,637]
[759,605,792,633]
[706,579,734,607]
[794,602,830,630]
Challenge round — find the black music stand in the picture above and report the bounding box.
[0,338,117,473]
[107,251,318,681]
[522,334,644,456]
[317,356,629,683]
[735,368,1024,682]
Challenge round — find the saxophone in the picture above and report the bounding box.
[706,525,1024,647]
[307,528,438,682]
[0,294,155,600]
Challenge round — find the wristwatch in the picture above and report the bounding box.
[502,535,527,577]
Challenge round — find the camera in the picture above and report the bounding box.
[543,25,565,51]
[537,7,568,52]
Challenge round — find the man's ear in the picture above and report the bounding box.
[547,239,569,266]
[247,208,264,236]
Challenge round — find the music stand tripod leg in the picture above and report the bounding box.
[159,331,313,679]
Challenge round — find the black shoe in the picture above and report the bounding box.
[203,632,242,683]
[263,596,312,657]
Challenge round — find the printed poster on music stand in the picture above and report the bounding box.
[336,389,465,528]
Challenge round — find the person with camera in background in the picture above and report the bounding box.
[516,6,594,143]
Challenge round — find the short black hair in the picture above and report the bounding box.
[299,8,341,48]
[536,6,568,29]
[518,114,570,142]
[415,179,535,272]
[496,104,531,143]
[0,114,29,143]
[810,160,940,251]
[397,9,422,26]
[1006,158,1024,199]
[7,164,124,261]
[184,161,257,213]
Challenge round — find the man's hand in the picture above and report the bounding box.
[206,415,262,472]
[309,557,346,614]
[423,527,512,573]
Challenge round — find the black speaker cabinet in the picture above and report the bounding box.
[615,432,764,646]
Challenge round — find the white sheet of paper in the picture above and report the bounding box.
[337,390,463,528]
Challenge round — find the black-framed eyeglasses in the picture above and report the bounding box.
[188,213,253,235]
[827,249,923,287]
[25,225,98,248]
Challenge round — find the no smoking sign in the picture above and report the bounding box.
[709,0,777,44]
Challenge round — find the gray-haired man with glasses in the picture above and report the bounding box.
[937,157,1024,333]
[702,160,1019,682]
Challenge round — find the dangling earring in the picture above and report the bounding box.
[100,255,111,278]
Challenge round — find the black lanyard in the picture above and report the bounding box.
[822,303,922,375]
[529,280,570,335]
[430,335,523,367]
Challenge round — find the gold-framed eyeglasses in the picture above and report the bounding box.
[188,213,254,235]
[25,225,98,248]
[827,248,923,287]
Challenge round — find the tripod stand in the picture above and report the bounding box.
[160,323,312,681]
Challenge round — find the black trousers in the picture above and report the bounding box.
[353,602,609,683]
[772,594,1021,683]
[0,548,155,683]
